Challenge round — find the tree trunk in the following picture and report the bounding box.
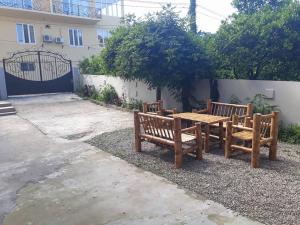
[209,79,219,102]
[182,84,192,112]
[156,87,161,101]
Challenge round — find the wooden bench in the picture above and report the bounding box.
[225,111,279,168]
[134,111,202,168]
[193,99,253,125]
[192,99,253,148]
[143,100,177,116]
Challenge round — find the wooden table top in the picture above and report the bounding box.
[172,113,230,124]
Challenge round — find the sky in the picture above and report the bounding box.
[123,0,236,33]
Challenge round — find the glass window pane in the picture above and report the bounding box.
[29,25,35,43]
[78,30,83,46]
[74,29,78,46]
[23,0,33,9]
[63,0,70,14]
[16,24,24,43]
[69,29,74,45]
[23,24,29,43]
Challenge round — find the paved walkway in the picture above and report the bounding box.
[0,94,263,225]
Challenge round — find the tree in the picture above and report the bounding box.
[189,0,197,33]
[101,6,212,111]
[209,0,300,80]
[232,0,287,14]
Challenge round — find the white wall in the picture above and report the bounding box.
[80,74,156,103]
[195,79,300,125]
[80,75,300,125]
[80,74,181,110]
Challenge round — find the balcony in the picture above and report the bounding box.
[52,0,102,20]
[0,0,102,23]
[0,0,50,12]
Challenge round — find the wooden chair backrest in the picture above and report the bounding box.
[253,112,279,139]
[143,100,163,114]
[207,99,253,119]
[138,112,175,141]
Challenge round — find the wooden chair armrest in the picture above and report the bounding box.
[232,125,253,132]
[192,109,208,114]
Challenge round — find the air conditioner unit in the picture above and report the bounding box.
[43,35,53,43]
[55,37,64,44]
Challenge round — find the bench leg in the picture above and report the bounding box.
[134,110,141,152]
[219,122,224,149]
[175,145,183,169]
[269,140,277,161]
[195,123,203,160]
[205,124,210,153]
[251,141,260,168]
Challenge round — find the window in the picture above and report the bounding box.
[69,28,83,47]
[20,62,35,71]
[16,24,35,44]
[97,29,110,47]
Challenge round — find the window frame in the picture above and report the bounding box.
[16,23,36,45]
[69,28,84,47]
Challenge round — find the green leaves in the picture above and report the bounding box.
[100,6,212,109]
[210,0,300,81]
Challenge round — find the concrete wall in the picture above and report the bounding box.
[80,74,157,103]
[194,79,300,125]
[79,75,300,125]
[80,74,182,109]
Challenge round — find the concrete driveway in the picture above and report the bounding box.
[0,94,263,225]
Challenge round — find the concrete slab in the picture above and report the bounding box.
[3,150,262,225]
[0,115,94,224]
[1,94,263,225]
[9,93,133,141]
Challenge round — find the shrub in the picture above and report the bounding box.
[245,94,279,114]
[97,84,119,104]
[279,124,300,144]
[121,98,143,111]
[79,55,106,75]
[76,85,98,99]
[229,94,242,104]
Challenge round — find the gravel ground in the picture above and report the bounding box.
[87,128,300,225]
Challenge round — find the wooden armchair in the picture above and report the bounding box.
[225,111,279,168]
[134,111,202,168]
[143,100,177,116]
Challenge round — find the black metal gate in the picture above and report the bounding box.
[3,50,74,96]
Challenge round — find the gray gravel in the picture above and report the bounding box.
[87,128,300,225]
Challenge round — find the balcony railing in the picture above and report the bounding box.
[0,0,38,10]
[0,0,102,19]
[52,0,101,19]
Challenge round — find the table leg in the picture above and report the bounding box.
[219,121,224,149]
[205,124,210,153]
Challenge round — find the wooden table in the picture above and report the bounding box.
[173,113,230,152]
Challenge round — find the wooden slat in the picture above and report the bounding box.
[232,131,253,140]
[141,134,174,146]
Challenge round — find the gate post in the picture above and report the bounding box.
[0,60,8,100]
